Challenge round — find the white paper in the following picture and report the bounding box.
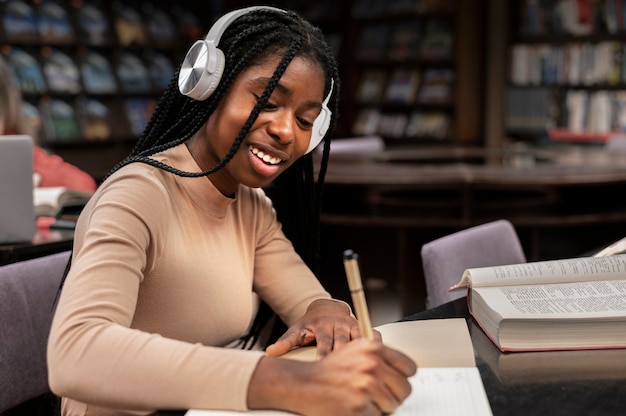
[185,367,492,416]
[463,255,626,288]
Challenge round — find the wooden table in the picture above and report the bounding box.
[316,146,626,314]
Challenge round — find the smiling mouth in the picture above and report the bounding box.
[250,146,283,165]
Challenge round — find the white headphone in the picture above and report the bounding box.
[178,6,333,154]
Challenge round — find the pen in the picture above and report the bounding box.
[343,249,375,340]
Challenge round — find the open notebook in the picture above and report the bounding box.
[0,135,36,243]
[186,318,492,416]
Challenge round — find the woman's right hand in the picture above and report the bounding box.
[248,338,417,415]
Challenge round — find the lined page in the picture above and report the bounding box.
[395,367,492,416]
[185,367,492,416]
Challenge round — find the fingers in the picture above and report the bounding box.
[382,345,418,378]
[265,337,293,357]
[372,328,383,341]
[373,365,413,414]
[316,321,353,357]
[266,327,315,357]
[370,344,415,414]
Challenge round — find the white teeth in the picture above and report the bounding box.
[250,146,282,165]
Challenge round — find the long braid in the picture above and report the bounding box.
[57,8,341,348]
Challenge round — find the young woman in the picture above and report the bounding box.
[47,7,416,415]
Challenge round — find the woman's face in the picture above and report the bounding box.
[187,54,326,196]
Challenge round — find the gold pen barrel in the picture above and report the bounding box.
[343,250,374,340]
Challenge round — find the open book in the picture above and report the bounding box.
[469,320,626,385]
[33,186,93,219]
[186,318,492,416]
[451,255,626,352]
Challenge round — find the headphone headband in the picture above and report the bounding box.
[204,6,285,46]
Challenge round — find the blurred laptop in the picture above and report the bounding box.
[0,135,36,243]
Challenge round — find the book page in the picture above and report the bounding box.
[33,186,93,217]
[455,255,626,289]
[33,187,67,217]
[474,279,626,318]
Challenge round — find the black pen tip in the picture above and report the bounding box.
[343,249,358,260]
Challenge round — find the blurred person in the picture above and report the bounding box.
[0,57,97,192]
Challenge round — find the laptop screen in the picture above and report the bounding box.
[0,135,36,243]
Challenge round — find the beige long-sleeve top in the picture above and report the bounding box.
[47,144,332,415]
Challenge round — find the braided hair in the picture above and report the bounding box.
[57,8,340,348]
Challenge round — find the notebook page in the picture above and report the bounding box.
[395,367,492,416]
[185,367,492,416]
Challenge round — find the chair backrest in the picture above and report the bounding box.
[0,251,70,412]
[420,220,526,309]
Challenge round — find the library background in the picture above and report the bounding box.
[3,0,626,314]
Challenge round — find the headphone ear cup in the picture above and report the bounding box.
[178,40,226,101]
[201,45,225,100]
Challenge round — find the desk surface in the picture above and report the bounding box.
[155,297,626,416]
[0,228,73,266]
[319,146,626,186]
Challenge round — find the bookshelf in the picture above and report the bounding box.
[2,0,485,180]
[0,0,212,181]
[341,0,484,147]
[506,0,626,146]
[226,0,484,148]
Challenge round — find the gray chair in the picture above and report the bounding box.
[420,220,526,309]
[0,251,70,414]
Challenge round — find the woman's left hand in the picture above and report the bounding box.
[265,299,380,358]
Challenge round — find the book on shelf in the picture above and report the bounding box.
[1,0,39,42]
[384,68,420,104]
[387,20,421,61]
[351,108,382,136]
[419,19,453,61]
[113,2,149,47]
[73,1,114,46]
[144,3,178,48]
[34,186,94,219]
[451,254,626,352]
[79,50,118,94]
[377,113,408,139]
[186,318,493,416]
[21,101,44,140]
[355,69,388,103]
[39,98,81,142]
[469,320,626,385]
[416,68,454,103]
[355,24,389,61]
[145,50,175,92]
[75,97,117,141]
[116,52,152,94]
[36,1,74,44]
[4,48,47,95]
[404,111,450,139]
[124,98,156,137]
[504,87,552,133]
[41,48,82,94]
